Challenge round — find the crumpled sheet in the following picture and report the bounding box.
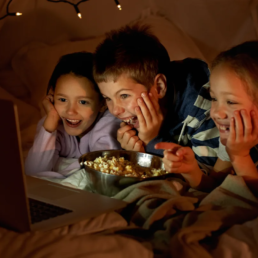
[112,175,258,258]
[0,211,153,258]
[6,157,258,258]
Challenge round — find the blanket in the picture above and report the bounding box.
[3,158,258,258]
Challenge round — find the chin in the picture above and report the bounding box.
[220,138,227,146]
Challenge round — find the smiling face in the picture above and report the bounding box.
[54,73,102,137]
[98,74,159,129]
[210,64,258,145]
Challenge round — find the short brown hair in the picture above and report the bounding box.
[93,23,170,89]
[211,41,258,103]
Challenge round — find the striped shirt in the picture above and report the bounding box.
[146,58,219,169]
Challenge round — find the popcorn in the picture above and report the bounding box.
[84,155,167,178]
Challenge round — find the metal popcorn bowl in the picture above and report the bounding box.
[79,150,173,197]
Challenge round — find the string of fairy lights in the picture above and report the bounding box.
[0,0,122,20]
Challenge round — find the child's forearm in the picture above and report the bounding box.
[181,166,204,189]
[241,176,258,197]
[187,167,231,192]
[43,113,59,133]
[230,155,258,196]
[231,155,258,178]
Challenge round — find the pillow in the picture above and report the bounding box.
[12,36,105,108]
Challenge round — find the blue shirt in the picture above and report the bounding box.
[146,58,219,168]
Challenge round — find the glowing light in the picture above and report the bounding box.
[16,12,22,16]
[77,13,82,18]
[114,0,122,11]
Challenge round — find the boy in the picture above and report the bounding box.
[93,23,220,171]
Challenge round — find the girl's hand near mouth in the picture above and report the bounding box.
[226,109,258,178]
[226,109,258,159]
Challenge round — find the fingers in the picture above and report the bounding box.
[164,150,182,161]
[46,94,54,104]
[228,116,236,144]
[149,92,160,114]
[155,142,180,151]
[120,121,127,128]
[233,109,256,141]
[135,105,145,128]
[251,111,258,141]
[234,110,244,141]
[131,139,144,152]
[162,147,185,173]
[241,110,252,136]
[42,95,55,114]
[136,92,160,128]
[117,126,136,146]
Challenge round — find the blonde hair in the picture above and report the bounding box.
[211,41,258,106]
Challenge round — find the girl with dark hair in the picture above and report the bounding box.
[25,52,121,178]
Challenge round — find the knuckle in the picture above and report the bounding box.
[131,136,138,142]
[124,131,131,138]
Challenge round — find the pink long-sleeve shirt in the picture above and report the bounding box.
[25,110,121,178]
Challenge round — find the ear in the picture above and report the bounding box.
[153,74,167,99]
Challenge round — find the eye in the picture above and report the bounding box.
[103,96,111,102]
[227,100,237,105]
[121,94,129,99]
[79,100,89,105]
[210,97,217,102]
[58,98,66,102]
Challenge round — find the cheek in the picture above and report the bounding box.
[54,103,62,115]
[210,104,215,119]
[127,99,139,111]
[83,107,99,121]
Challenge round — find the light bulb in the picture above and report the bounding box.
[114,0,122,11]
[16,12,22,16]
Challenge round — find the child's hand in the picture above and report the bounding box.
[117,122,145,152]
[226,109,258,159]
[135,92,163,145]
[155,142,203,188]
[42,94,60,133]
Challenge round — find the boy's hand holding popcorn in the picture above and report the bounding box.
[117,122,145,152]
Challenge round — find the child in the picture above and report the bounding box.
[156,41,258,191]
[25,52,121,178]
[93,24,219,170]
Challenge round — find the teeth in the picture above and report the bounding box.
[219,125,229,131]
[123,117,135,124]
[67,119,80,123]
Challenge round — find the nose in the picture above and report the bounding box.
[212,103,228,119]
[111,101,125,117]
[66,102,78,115]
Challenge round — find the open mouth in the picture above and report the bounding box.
[123,117,137,125]
[64,118,82,128]
[218,125,230,132]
